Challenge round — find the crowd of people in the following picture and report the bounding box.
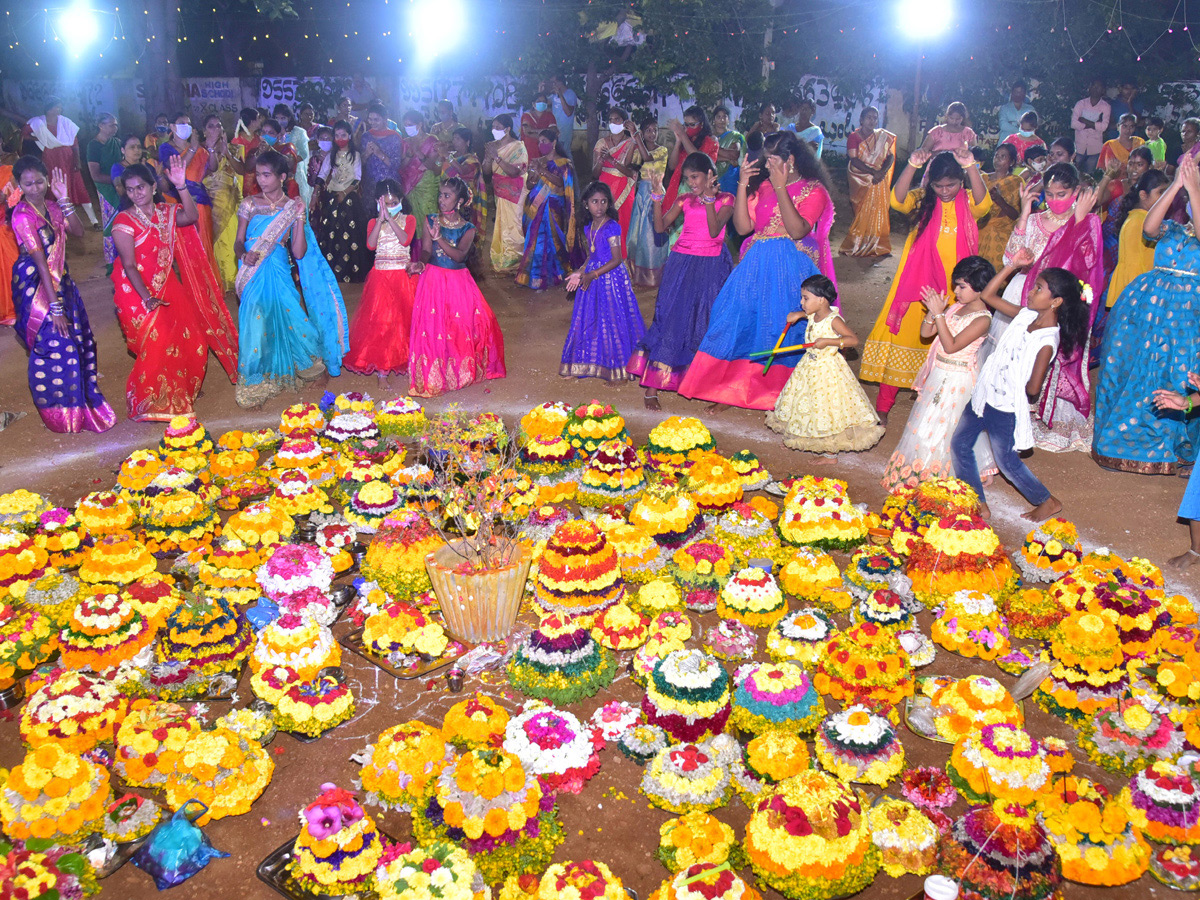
[5,78,1200,560]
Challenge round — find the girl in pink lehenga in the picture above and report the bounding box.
[407,177,506,397]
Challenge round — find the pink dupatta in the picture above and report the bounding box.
[1018,214,1103,422]
[885,190,978,334]
[400,133,439,196]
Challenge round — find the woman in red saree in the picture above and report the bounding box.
[110,161,237,422]
[593,108,640,255]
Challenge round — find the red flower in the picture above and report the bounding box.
[422,857,441,873]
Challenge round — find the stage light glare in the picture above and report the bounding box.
[411,0,465,55]
[57,3,100,49]
[896,0,952,39]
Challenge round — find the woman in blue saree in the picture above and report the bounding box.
[516,128,579,290]
[233,151,349,408]
[10,156,115,433]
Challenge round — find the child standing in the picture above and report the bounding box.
[560,181,646,382]
[881,256,995,492]
[1145,116,1167,169]
[767,275,884,461]
[860,147,992,424]
[950,265,1089,521]
[408,177,506,397]
[342,179,418,391]
[627,153,734,409]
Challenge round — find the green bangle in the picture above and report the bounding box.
[1187,397,1194,415]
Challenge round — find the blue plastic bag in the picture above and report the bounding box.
[131,800,228,889]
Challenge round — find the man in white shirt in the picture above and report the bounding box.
[1071,78,1110,172]
[996,82,1035,142]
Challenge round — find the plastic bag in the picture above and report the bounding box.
[131,800,228,889]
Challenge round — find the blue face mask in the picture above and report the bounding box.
[156,124,169,134]
[1018,129,1035,138]
[261,134,277,146]
[534,101,548,113]
[387,203,404,217]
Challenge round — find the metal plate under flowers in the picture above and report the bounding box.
[338,627,472,681]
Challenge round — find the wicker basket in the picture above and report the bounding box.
[426,541,532,642]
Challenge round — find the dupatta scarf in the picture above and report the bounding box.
[1018,213,1104,422]
[886,190,979,334]
[596,135,637,208]
[400,133,439,196]
[12,200,66,347]
[492,140,528,205]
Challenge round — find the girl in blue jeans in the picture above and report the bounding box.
[951,262,1090,521]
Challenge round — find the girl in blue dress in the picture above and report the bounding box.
[233,150,349,408]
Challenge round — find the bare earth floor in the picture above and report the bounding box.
[0,199,1192,899]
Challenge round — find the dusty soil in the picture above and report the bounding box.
[0,188,1192,899]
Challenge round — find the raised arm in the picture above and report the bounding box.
[981,256,1031,319]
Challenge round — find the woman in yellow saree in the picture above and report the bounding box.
[484,114,528,272]
[977,142,1023,269]
[839,107,895,257]
[201,114,243,292]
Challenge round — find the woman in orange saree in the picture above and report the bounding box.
[593,108,639,256]
[839,107,895,257]
[110,162,237,422]
[0,162,18,325]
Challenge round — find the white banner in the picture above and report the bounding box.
[2,79,118,121]
[184,77,241,117]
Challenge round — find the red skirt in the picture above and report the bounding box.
[41,146,90,206]
[343,266,418,376]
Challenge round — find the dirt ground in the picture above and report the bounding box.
[0,186,1193,899]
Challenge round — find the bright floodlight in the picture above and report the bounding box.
[896,0,952,39]
[411,0,465,56]
[57,3,100,49]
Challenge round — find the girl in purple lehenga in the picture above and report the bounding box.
[560,181,646,382]
[10,157,115,433]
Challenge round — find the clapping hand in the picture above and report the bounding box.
[907,148,932,169]
[920,286,947,317]
[1180,153,1200,193]
[428,221,441,243]
[1012,247,1036,268]
[166,155,188,190]
[49,168,70,202]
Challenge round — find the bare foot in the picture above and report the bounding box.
[809,453,838,466]
[978,502,991,521]
[1169,550,1200,571]
[376,373,392,393]
[877,410,889,427]
[643,392,661,411]
[1022,496,1063,522]
[705,402,730,413]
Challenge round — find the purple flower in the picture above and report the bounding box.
[304,804,343,839]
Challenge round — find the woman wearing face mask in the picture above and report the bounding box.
[483,114,528,271]
[1095,155,1200,474]
[308,125,334,213]
[1020,145,1049,185]
[343,179,419,390]
[977,143,1023,269]
[521,93,557,160]
[144,113,170,172]
[440,126,488,234]
[1001,111,1046,163]
[256,119,301,200]
[860,147,992,425]
[517,128,579,291]
[234,151,349,408]
[86,113,122,270]
[10,156,115,432]
[626,119,670,286]
[593,109,640,255]
[981,162,1102,454]
[360,103,403,208]
[200,114,246,291]
[663,106,718,211]
[158,113,222,283]
[399,110,440,240]
[314,122,369,283]
[274,106,312,208]
[111,161,237,421]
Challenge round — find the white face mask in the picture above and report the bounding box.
[404,125,419,137]
[492,128,507,141]
[609,123,625,135]
[173,123,192,140]
[318,140,332,152]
